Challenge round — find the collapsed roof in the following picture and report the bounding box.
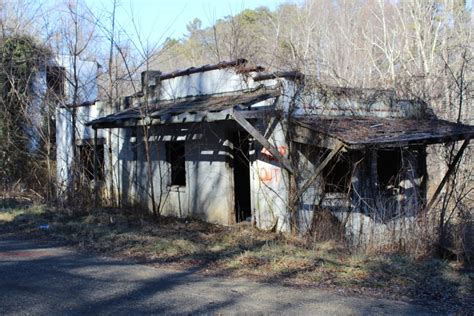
[295,116,474,149]
[87,86,280,128]
[87,59,474,149]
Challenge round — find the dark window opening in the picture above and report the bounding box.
[415,147,428,199]
[130,127,137,138]
[166,141,186,186]
[322,152,352,193]
[129,127,138,161]
[77,143,104,181]
[46,66,66,98]
[377,149,402,189]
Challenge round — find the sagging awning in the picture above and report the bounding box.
[295,116,474,149]
[86,87,280,128]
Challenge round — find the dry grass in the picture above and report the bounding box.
[0,199,46,222]
[1,203,472,312]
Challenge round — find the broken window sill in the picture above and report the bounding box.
[168,185,186,193]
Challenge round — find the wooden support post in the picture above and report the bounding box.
[297,142,345,197]
[93,127,99,207]
[423,138,470,214]
[232,110,294,173]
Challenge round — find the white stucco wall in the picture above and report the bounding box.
[112,123,235,225]
[250,121,291,232]
[54,55,98,105]
[54,55,101,196]
[56,102,107,195]
[56,107,73,194]
[159,69,255,100]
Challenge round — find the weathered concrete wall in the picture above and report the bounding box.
[54,55,100,196]
[111,122,236,225]
[54,55,98,106]
[250,120,292,232]
[110,115,295,229]
[56,102,108,195]
[186,128,234,224]
[286,138,428,247]
[56,107,73,194]
[293,143,325,233]
[159,69,254,100]
[296,90,429,119]
[330,148,425,247]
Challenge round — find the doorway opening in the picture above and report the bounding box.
[233,131,251,223]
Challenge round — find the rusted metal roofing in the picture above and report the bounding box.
[87,87,280,127]
[296,116,474,147]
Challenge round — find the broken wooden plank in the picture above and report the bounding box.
[237,108,276,119]
[423,138,470,214]
[297,141,345,198]
[232,109,294,173]
[159,109,234,124]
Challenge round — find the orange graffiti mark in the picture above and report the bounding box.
[260,146,287,161]
[259,167,281,184]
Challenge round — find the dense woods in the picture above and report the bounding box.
[0,36,51,189]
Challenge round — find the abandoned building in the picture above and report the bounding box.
[56,59,474,245]
[15,54,97,157]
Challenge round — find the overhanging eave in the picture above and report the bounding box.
[294,117,474,149]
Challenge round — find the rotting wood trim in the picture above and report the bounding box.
[423,138,470,214]
[160,112,208,124]
[237,108,276,119]
[159,109,234,124]
[253,71,304,81]
[296,141,345,200]
[294,117,474,149]
[232,109,294,173]
[90,110,235,128]
[351,133,474,148]
[158,59,248,80]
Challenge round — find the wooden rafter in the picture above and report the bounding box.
[232,110,294,173]
[297,142,345,197]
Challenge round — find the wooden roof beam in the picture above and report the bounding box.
[232,110,294,173]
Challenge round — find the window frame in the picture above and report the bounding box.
[76,141,105,182]
[321,151,352,194]
[46,66,66,99]
[165,141,186,187]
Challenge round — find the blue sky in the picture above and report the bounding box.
[89,0,293,47]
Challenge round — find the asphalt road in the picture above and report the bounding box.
[0,234,435,315]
